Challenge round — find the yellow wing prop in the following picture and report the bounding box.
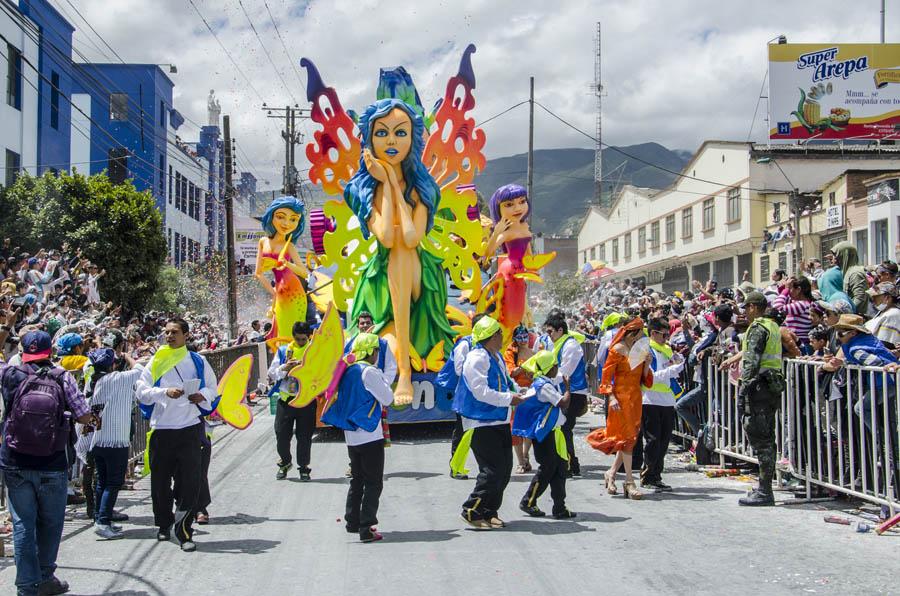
[317,200,376,312]
[522,252,556,271]
[287,305,346,408]
[423,186,485,301]
[409,341,446,373]
[216,354,254,430]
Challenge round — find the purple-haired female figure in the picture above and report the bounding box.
[480,184,553,343]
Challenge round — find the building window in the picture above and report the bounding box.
[727,187,741,222]
[612,238,619,263]
[181,175,187,212]
[760,255,770,281]
[682,207,692,238]
[778,251,787,272]
[650,220,660,249]
[624,232,632,259]
[5,149,20,187]
[773,202,782,223]
[174,172,182,211]
[158,154,165,198]
[873,219,888,264]
[110,93,129,121]
[168,165,173,204]
[829,191,836,207]
[50,72,60,129]
[6,43,21,110]
[590,246,596,260]
[167,227,172,254]
[665,214,675,245]
[181,235,187,265]
[108,148,128,184]
[160,100,166,127]
[638,227,647,254]
[702,199,715,231]
[854,229,868,265]
[598,243,606,262]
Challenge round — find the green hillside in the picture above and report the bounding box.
[474,143,689,235]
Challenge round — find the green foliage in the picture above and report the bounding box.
[147,265,182,312]
[542,271,590,308]
[0,171,167,311]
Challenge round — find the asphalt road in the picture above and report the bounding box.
[1,406,896,596]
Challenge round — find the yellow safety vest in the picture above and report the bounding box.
[742,317,782,370]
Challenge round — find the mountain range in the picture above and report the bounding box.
[473,142,691,235]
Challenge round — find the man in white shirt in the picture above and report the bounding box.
[85,264,105,305]
[136,319,217,552]
[544,311,589,476]
[458,316,524,530]
[865,282,900,349]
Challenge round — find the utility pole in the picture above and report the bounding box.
[594,22,604,205]
[527,76,534,238]
[262,103,309,196]
[222,115,238,340]
[881,0,886,43]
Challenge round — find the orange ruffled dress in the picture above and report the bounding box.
[586,346,653,454]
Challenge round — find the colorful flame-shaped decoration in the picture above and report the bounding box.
[423,44,487,189]
[300,58,361,196]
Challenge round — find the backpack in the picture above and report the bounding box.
[4,365,69,457]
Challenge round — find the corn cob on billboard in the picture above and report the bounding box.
[769,43,900,140]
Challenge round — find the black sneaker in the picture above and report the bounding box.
[450,470,469,480]
[110,511,129,522]
[641,480,673,493]
[552,508,577,520]
[37,576,70,595]
[738,489,775,506]
[299,468,311,482]
[276,463,291,480]
[157,527,171,541]
[345,523,359,534]
[359,527,383,543]
[519,502,546,517]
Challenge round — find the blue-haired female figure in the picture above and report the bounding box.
[344,98,454,403]
[254,196,310,348]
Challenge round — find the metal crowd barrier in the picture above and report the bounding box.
[688,358,898,513]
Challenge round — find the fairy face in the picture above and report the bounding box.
[272,207,302,237]
[499,196,529,222]
[371,108,412,166]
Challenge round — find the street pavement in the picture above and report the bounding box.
[1,406,896,596]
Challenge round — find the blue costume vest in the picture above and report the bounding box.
[320,363,381,432]
[140,351,215,419]
[437,335,471,391]
[457,346,511,422]
[511,376,560,442]
[558,336,588,392]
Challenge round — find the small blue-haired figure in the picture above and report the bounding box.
[254,196,312,346]
[343,98,453,403]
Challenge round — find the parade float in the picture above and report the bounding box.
[264,44,556,424]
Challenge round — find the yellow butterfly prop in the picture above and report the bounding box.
[287,305,347,408]
[216,354,254,430]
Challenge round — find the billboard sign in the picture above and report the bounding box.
[234,216,264,273]
[769,43,900,140]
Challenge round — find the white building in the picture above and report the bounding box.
[165,137,208,266]
[0,5,39,186]
[578,141,900,293]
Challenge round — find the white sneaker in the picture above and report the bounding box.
[94,524,124,540]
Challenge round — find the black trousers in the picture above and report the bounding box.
[197,434,212,514]
[561,393,587,473]
[274,399,317,471]
[450,414,465,460]
[521,430,567,512]
[345,439,385,532]
[462,424,513,521]
[149,424,202,543]
[640,405,675,483]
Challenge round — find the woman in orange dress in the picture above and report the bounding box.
[586,318,653,500]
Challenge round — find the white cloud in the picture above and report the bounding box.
[66,0,894,187]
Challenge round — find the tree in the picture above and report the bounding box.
[0,171,167,311]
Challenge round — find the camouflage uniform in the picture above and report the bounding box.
[739,316,784,496]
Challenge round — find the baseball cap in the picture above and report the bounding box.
[21,331,52,363]
[867,282,898,298]
[56,332,83,355]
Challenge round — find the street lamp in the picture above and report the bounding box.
[757,156,803,271]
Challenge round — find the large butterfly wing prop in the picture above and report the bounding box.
[216,354,254,430]
[301,58,361,196]
[287,305,346,408]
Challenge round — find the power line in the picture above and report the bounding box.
[476,100,529,127]
[236,0,298,105]
[262,1,306,92]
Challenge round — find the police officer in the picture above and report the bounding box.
[738,291,785,506]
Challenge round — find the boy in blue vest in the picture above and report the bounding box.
[544,311,589,477]
[322,333,394,543]
[437,313,486,479]
[514,350,576,519]
[459,316,525,530]
[268,322,315,481]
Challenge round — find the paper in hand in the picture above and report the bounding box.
[182,379,201,396]
[628,337,651,370]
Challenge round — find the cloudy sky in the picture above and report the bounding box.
[64,0,894,188]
